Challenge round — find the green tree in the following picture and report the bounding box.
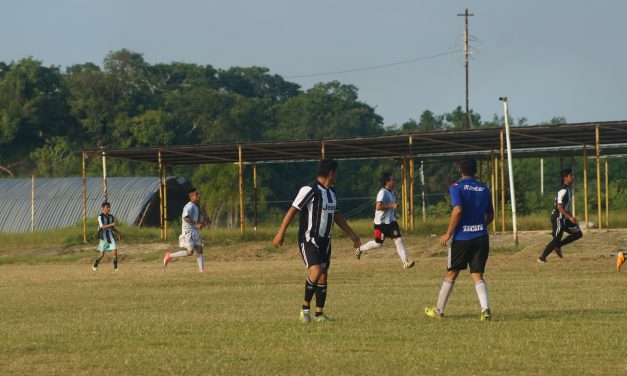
[30,136,79,176]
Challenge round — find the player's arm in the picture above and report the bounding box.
[440,205,463,246]
[375,201,397,210]
[556,203,577,224]
[334,212,361,249]
[98,216,115,229]
[273,207,298,247]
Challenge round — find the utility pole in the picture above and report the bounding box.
[457,8,474,129]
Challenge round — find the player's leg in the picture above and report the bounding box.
[299,242,323,323]
[356,226,384,258]
[313,244,332,322]
[164,233,193,267]
[470,236,490,320]
[195,246,205,272]
[539,216,563,262]
[112,248,118,271]
[426,240,465,318]
[93,249,105,271]
[560,225,582,247]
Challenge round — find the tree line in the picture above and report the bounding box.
[1,49,625,224]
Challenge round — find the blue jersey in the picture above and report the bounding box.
[450,178,494,241]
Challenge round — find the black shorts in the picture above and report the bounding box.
[551,212,580,239]
[374,222,402,243]
[448,235,489,273]
[299,238,331,270]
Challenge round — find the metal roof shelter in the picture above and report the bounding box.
[0,177,190,233]
[82,120,627,240]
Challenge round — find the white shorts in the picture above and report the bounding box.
[179,230,202,251]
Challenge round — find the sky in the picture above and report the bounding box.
[2,0,626,128]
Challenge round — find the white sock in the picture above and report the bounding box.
[197,254,205,271]
[171,250,188,258]
[437,279,455,314]
[393,237,408,263]
[360,240,382,252]
[475,280,490,311]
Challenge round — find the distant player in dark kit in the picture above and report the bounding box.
[273,159,361,323]
[163,187,207,272]
[538,168,582,263]
[93,201,119,271]
[425,158,494,321]
[354,172,415,269]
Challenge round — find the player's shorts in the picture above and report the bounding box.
[97,239,117,252]
[448,235,489,273]
[551,212,580,238]
[179,230,203,251]
[373,221,402,243]
[299,238,331,270]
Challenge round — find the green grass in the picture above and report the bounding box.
[0,230,626,375]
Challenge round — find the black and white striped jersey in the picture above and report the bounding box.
[292,181,338,243]
[98,213,115,243]
[553,184,573,218]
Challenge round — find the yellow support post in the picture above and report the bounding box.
[595,125,602,229]
[605,158,609,228]
[491,153,497,234]
[401,158,407,229]
[158,151,164,239]
[163,165,168,239]
[238,145,245,236]
[409,136,414,231]
[583,146,588,226]
[253,163,258,233]
[500,130,506,232]
[82,152,87,243]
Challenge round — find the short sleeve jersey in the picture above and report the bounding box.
[291,181,338,243]
[181,201,201,232]
[373,188,396,224]
[98,213,115,243]
[553,184,572,218]
[450,178,494,241]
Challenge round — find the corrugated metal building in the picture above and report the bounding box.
[0,177,190,233]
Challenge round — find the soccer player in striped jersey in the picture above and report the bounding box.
[93,201,119,271]
[425,158,494,321]
[163,188,207,272]
[538,169,582,263]
[354,172,415,269]
[273,159,361,323]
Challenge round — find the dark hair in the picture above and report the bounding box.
[560,168,573,182]
[317,159,338,177]
[459,158,477,176]
[101,201,111,208]
[188,187,198,194]
[380,172,393,187]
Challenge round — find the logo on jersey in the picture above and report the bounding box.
[323,205,337,211]
[462,224,484,232]
[463,185,485,192]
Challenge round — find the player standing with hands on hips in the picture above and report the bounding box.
[273,159,361,323]
[425,158,494,321]
[163,187,207,272]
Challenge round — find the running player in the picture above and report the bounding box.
[354,172,415,268]
[163,187,207,272]
[92,201,119,271]
[273,159,361,323]
[538,168,582,263]
[425,158,494,321]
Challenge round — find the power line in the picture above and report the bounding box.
[284,50,463,79]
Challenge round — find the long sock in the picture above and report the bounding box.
[304,278,317,304]
[315,283,327,309]
[196,254,205,271]
[170,250,188,258]
[359,240,382,252]
[540,239,558,259]
[394,238,408,263]
[113,257,118,270]
[93,256,102,267]
[560,232,582,247]
[437,279,455,314]
[475,280,489,311]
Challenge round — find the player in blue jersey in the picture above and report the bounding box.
[425,158,494,321]
[538,169,582,263]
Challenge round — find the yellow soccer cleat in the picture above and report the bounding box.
[617,251,625,272]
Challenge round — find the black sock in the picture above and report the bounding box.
[113,257,118,269]
[315,311,323,317]
[315,283,327,310]
[94,258,101,267]
[304,278,317,304]
[302,304,310,311]
[540,239,559,259]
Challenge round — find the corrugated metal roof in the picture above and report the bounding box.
[0,176,186,233]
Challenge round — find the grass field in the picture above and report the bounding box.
[1,228,626,375]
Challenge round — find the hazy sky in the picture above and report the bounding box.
[2,0,626,127]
